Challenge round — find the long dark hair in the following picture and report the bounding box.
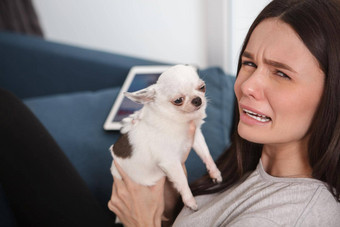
[191,0,340,201]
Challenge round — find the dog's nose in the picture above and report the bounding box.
[191,97,202,107]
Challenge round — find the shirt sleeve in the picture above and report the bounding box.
[297,188,340,227]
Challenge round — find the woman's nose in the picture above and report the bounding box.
[240,70,265,100]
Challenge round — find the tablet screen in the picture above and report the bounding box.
[113,73,160,122]
[103,65,171,130]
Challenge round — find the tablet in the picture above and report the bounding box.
[103,65,172,130]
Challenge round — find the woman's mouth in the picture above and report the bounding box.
[243,108,271,123]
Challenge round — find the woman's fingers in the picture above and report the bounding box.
[182,121,197,164]
[113,160,128,181]
[108,178,127,217]
[112,175,132,211]
[112,161,166,216]
[114,159,137,190]
[188,121,196,147]
[189,120,196,138]
[152,176,166,191]
[152,177,166,224]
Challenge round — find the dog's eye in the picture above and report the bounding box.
[199,85,206,92]
[173,97,184,106]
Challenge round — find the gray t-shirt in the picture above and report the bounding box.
[174,161,340,226]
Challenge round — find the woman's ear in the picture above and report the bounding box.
[124,85,156,104]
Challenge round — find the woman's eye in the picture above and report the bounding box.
[242,61,257,68]
[275,70,291,80]
[173,97,184,106]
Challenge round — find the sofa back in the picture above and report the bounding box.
[0,32,166,98]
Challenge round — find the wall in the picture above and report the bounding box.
[228,0,271,74]
[32,0,271,75]
[32,0,206,67]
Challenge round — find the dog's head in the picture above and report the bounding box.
[124,65,207,121]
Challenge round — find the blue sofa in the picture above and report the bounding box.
[0,31,235,226]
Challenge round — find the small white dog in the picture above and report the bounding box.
[110,64,222,210]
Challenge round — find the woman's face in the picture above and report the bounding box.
[234,18,325,147]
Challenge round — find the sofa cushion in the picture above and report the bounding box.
[23,67,235,209]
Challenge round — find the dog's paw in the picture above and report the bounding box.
[183,196,198,211]
[210,169,223,183]
[212,175,223,184]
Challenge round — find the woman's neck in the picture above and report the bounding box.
[260,140,312,178]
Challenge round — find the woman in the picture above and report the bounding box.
[108,0,340,226]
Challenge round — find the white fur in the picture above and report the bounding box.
[110,65,222,210]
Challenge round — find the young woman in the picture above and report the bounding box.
[108,0,340,226]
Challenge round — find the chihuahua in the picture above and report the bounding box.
[109,65,222,210]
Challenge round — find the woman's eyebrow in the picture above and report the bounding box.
[242,51,253,59]
[264,59,297,73]
[242,51,297,73]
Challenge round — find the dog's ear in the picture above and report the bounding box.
[124,85,156,104]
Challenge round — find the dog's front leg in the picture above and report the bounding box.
[192,128,222,183]
[159,162,198,210]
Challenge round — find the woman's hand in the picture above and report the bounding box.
[108,160,165,227]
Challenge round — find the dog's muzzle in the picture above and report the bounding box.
[191,97,202,107]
